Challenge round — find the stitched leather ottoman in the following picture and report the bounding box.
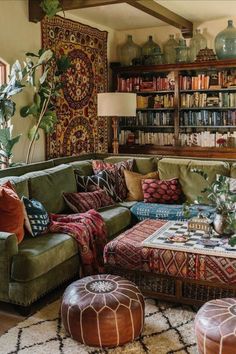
[61,274,144,348]
[195,298,236,354]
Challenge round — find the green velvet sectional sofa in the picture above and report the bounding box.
[0,152,236,310]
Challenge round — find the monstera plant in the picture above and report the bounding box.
[20,49,71,163]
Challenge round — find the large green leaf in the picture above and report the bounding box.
[38,49,53,65]
[55,55,71,76]
[39,110,57,133]
[40,0,62,17]
[28,125,40,141]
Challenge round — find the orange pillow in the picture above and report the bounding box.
[124,170,159,201]
[0,181,25,243]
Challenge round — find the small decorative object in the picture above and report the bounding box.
[216,137,227,147]
[167,234,189,243]
[120,35,141,66]
[227,136,236,147]
[175,39,189,63]
[195,47,217,62]
[163,34,178,64]
[215,20,236,59]
[188,213,212,238]
[141,35,161,65]
[198,239,220,247]
[189,29,207,62]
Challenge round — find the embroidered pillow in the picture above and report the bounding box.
[92,159,134,200]
[75,170,119,201]
[0,181,25,243]
[124,170,159,201]
[22,197,50,237]
[142,178,184,204]
[63,190,115,213]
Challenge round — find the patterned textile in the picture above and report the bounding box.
[124,170,159,201]
[130,202,215,221]
[22,197,50,237]
[142,178,183,204]
[92,159,134,200]
[41,16,108,158]
[75,170,118,201]
[63,190,114,213]
[104,219,236,285]
[49,210,107,275]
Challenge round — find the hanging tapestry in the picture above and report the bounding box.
[41,16,108,158]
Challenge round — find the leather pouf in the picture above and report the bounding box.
[61,274,145,348]
[195,298,236,354]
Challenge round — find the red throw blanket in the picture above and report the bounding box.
[49,210,107,275]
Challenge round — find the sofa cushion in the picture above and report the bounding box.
[24,164,77,213]
[104,156,157,174]
[130,202,215,222]
[124,170,159,201]
[22,197,50,237]
[99,206,131,239]
[0,160,54,178]
[0,175,29,198]
[11,233,78,282]
[69,160,93,176]
[230,163,236,178]
[158,158,230,203]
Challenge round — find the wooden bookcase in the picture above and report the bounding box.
[111,59,236,158]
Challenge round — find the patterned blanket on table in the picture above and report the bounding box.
[104,219,236,285]
[49,210,107,275]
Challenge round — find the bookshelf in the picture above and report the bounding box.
[111,59,236,158]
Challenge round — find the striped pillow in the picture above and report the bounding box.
[63,190,115,213]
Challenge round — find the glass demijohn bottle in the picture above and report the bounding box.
[215,20,236,59]
[120,35,141,66]
[163,34,178,64]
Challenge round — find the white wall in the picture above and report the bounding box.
[0,0,115,163]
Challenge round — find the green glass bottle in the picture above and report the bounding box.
[163,34,178,64]
[120,35,141,66]
[215,20,236,59]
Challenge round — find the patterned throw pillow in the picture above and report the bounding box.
[92,159,134,201]
[124,170,159,201]
[142,178,184,204]
[63,189,115,213]
[22,197,50,237]
[75,170,119,201]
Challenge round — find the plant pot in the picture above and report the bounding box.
[213,213,234,236]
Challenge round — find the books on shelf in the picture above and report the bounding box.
[120,111,174,127]
[180,92,236,108]
[117,74,175,92]
[180,110,236,126]
[179,131,236,148]
[119,130,174,146]
[137,93,174,109]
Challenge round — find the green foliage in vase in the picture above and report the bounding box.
[20,49,71,163]
[40,0,62,18]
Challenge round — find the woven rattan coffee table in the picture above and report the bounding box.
[104,219,236,306]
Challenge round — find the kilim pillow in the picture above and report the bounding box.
[75,170,119,201]
[63,190,115,213]
[124,170,159,201]
[142,178,184,204]
[92,159,134,201]
[0,181,25,243]
[22,197,50,237]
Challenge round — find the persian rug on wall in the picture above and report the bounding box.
[41,16,108,158]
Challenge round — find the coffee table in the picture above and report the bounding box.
[104,219,236,306]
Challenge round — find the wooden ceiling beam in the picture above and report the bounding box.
[29,0,126,23]
[126,0,193,38]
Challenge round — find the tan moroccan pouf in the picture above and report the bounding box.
[195,298,236,354]
[61,274,145,348]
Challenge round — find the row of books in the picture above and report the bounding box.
[180,111,236,126]
[119,130,174,146]
[181,92,236,108]
[179,131,236,147]
[117,75,175,92]
[179,70,236,90]
[120,112,174,127]
[137,94,174,109]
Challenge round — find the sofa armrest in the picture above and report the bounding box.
[0,232,18,302]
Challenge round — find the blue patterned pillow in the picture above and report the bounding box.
[22,197,50,237]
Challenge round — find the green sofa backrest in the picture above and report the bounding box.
[103,156,157,174]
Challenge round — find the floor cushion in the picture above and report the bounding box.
[130,202,215,221]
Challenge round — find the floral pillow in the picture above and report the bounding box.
[92,159,134,201]
[142,178,184,204]
[63,189,115,213]
[75,170,119,201]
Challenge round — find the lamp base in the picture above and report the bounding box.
[112,116,119,154]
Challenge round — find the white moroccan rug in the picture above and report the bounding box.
[0,299,198,354]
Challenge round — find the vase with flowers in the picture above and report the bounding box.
[191,169,236,239]
[217,137,227,147]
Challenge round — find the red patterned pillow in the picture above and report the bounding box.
[63,189,115,213]
[92,159,134,201]
[142,178,184,204]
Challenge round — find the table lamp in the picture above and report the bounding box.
[97,92,137,154]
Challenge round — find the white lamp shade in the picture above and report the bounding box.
[97,92,136,117]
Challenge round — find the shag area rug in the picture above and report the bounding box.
[0,299,198,354]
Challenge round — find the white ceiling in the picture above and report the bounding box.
[68,1,236,30]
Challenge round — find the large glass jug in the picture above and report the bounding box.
[163,34,178,64]
[215,20,236,59]
[120,35,141,66]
